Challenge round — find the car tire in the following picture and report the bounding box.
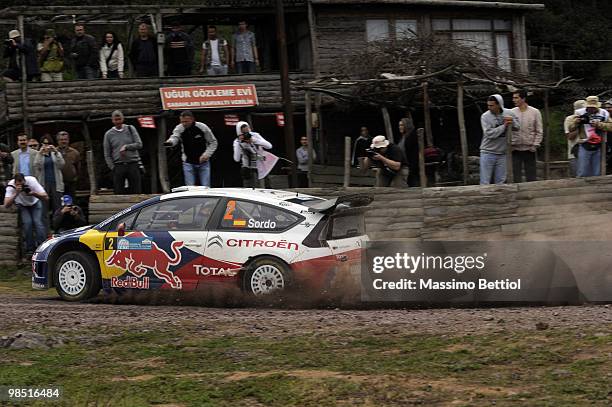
[243,256,291,296]
[53,251,101,302]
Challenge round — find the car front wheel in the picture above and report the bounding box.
[54,251,101,302]
[243,257,291,296]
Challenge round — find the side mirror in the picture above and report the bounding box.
[117,222,126,237]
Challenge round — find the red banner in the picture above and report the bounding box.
[137,116,156,128]
[224,114,240,126]
[160,84,259,110]
[276,112,285,127]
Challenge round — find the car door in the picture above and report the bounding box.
[325,211,369,288]
[103,197,217,291]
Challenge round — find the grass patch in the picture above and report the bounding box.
[0,327,610,406]
[0,266,40,295]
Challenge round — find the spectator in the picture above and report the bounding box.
[37,29,64,82]
[296,136,316,188]
[233,121,272,188]
[363,135,404,187]
[103,110,143,194]
[99,31,124,79]
[52,195,86,233]
[164,111,218,187]
[200,25,229,76]
[479,94,519,185]
[56,131,81,197]
[564,99,587,177]
[352,126,371,167]
[231,20,259,74]
[572,96,611,177]
[11,133,37,176]
[397,117,420,187]
[2,29,39,82]
[129,23,158,77]
[69,24,98,79]
[28,138,40,150]
[3,173,48,257]
[511,90,543,182]
[33,133,65,215]
[165,23,193,76]
[0,142,14,201]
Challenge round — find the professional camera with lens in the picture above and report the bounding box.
[3,39,14,47]
[365,148,380,159]
[241,132,252,141]
[22,185,31,194]
[577,112,592,125]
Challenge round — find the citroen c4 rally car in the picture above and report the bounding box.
[32,187,372,301]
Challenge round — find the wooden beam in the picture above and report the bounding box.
[422,82,433,146]
[307,0,320,77]
[154,13,164,78]
[505,123,513,183]
[543,90,550,179]
[381,106,394,143]
[343,136,350,187]
[18,15,28,134]
[457,83,469,185]
[417,128,426,187]
[157,115,170,193]
[81,121,97,195]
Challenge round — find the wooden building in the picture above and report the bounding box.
[0,0,544,192]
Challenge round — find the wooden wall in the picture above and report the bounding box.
[5,74,312,122]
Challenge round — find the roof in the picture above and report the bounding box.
[309,0,545,10]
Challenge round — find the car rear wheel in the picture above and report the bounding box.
[54,251,101,302]
[243,257,290,296]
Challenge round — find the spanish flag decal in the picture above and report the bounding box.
[233,219,246,227]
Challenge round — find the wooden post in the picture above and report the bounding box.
[543,90,550,179]
[150,127,158,193]
[417,128,427,187]
[18,15,29,133]
[81,121,97,195]
[505,124,514,183]
[343,136,351,187]
[457,83,469,185]
[155,13,164,77]
[307,0,320,77]
[305,90,313,187]
[381,106,394,143]
[422,82,433,146]
[602,130,607,176]
[157,115,170,192]
[276,0,297,187]
[315,93,325,164]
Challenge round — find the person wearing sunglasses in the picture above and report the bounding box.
[28,139,39,150]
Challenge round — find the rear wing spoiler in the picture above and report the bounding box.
[307,194,374,214]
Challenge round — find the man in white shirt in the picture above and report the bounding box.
[511,90,543,182]
[4,173,48,255]
[200,26,229,75]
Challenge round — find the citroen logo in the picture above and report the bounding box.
[207,234,224,249]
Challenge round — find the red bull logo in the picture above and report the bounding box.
[106,232,184,289]
[111,276,150,289]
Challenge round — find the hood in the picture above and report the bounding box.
[54,224,94,237]
[490,94,505,110]
[235,121,249,136]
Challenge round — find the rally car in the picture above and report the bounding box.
[32,187,372,301]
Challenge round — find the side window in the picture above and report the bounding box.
[329,214,365,240]
[132,198,219,231]
[220,199,299,231]
[106,211,138,232]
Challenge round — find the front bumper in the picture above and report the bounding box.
[31,253,50,290]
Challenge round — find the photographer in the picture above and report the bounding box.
[37,29,64,82]
[52,195,86,233]
[3,173,48,257]
[233,121,272,188]
[33,134,65,215]
[362,135,404,187]
[570,96,612,177]
[2,29,39,82]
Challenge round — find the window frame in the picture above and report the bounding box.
[366,17,418,43]
[213,197,305,234]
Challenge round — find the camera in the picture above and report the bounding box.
[22,185,31,194]
[241,132,252,140]
[4,39,13,46]
[577,113,591,125]
[365,148,380,159]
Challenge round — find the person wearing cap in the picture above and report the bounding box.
[69,24,98,80]
[103,110,143,194]
[479,94,520,185]
[363,135,404,187]
[52,195,86,233]
[2,29,40,82]
[564,100,587,177]
[165,111,218,187]
[570,96,612,177]
[37,28,64,81]
[164,23,194,76]
[511,90,543,183]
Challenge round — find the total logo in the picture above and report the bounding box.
[194,265,239,277]
[111,276,150,289]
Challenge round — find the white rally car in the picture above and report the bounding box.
[32,187,372,301]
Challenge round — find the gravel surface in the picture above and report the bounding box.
[1,292,610,338]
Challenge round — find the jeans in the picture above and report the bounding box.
[75,66,97,79]
[19,200,46,253]
[113,162,142,194]
[576,145,601,177]
[512,150,537,183]
[480,152,506,185]
[207,65,228,75]
[569,158,577,177]
[235,61,256,74]
[183,161,211,186]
